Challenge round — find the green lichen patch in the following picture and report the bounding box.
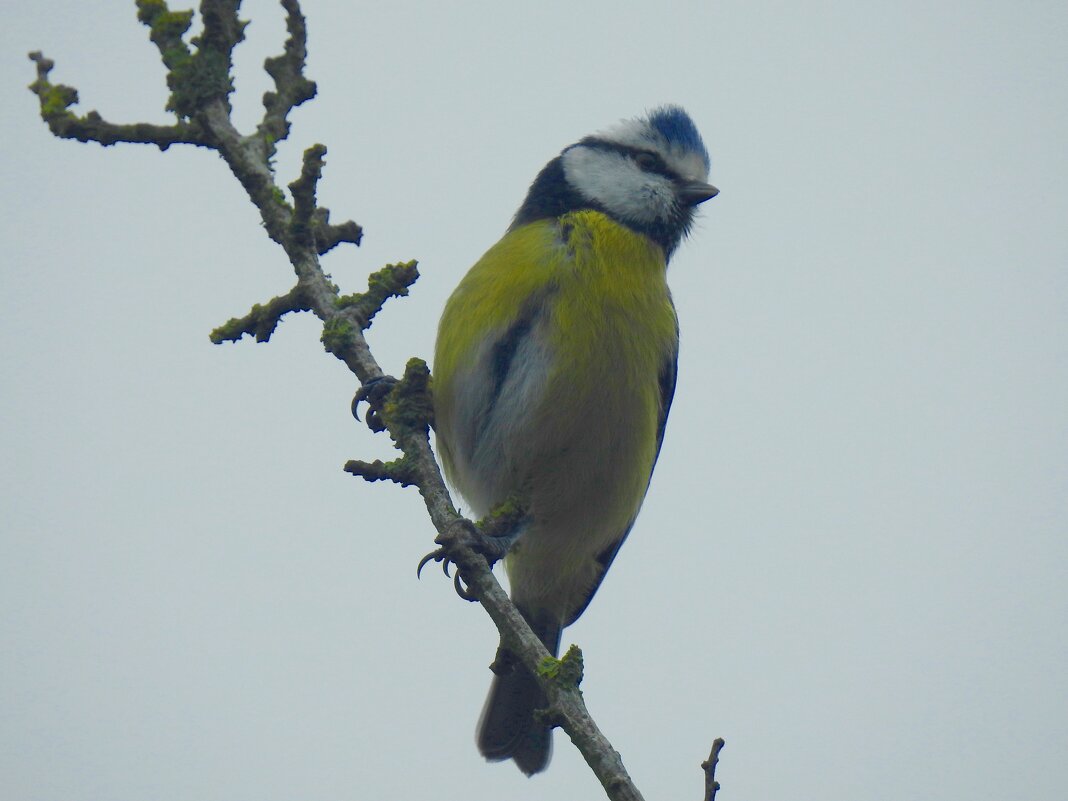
[478,496,527,540]
[336,261,419,327]
[538,644,584,690]
[383,358,433,432]
[320,316,354,356]
[136,1,194,70]
[136,1,236,118]
[38,83,78,120]
[167,48,233,117]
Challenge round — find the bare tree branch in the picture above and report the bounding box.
[209,286,309,343]
[27,51,207,149]
[27,3,724,799]
[702,738,726,801]
[260,0,316,145]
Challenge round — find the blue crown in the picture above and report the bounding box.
[647,105,710,172]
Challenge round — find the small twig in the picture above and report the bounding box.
[260,0,316,146]
[701,738,726,801]
[137,0,242,119]
[289,142,327,247]
[311,207,363,254]
[210,286,309,343]
[337,261,420,328]
[27,51,206,149]
[343,457,417,486]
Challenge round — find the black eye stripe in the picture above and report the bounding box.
[577,138,675,178]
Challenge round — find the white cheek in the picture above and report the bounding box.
[562,147,676,224]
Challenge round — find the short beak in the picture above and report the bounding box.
[681,181,719,206]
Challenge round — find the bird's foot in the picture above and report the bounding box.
[418,513,528,601]
[351,374,398,432]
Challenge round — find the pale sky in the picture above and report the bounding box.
[3,2,1067,800]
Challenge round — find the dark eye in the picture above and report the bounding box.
[634,152,660,172]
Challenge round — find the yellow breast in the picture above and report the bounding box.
[434,211,677,524]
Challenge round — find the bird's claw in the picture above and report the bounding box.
[417,545,479,602]
[454,571,478,601]
[416,547,449,579]
[351,375,399,432]
[416,518,521,602]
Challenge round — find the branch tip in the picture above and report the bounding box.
[701,738,726,801]
[336,260,419,327]
[288,143,328,245]
[312,210,362,254]
[343,457,417,487]
[261,0,316,144]
[27,48,205,149]
[137,0,243,118]
[210,287,309,343]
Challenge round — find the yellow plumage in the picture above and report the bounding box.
[435,210,677,623]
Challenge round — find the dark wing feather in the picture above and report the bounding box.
[468,290,555,456]
[653,333,679,462]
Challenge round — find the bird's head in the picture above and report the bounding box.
[513,105,717,258]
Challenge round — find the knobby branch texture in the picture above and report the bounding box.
[702,738,726,801]
[28,3,723,799]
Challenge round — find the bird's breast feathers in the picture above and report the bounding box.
[435,211,678,520]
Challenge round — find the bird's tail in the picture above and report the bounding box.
[476,606,562,776]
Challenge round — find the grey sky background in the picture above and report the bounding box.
[3,2,1066,800]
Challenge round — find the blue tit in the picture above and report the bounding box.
[433,106,717,775]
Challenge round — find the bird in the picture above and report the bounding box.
[432,105,717,775]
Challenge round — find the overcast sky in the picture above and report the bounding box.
[3,2,1066,800]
